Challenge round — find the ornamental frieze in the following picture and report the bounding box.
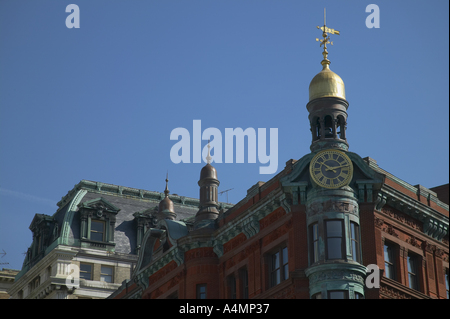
[223,233,247,255]
[184,247,217,263]
[224,241,260,270]
[259,207,286,231]
[306,199,359,217]
[380,207,422,231]
[406,236,421,249]
[380,284,411,299]
[308,269,365,285]
[262,219,292,247]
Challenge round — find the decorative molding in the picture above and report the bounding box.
[406,236,421,248]
[381,222,399,238]
[380,207,422,231]
[308,269,365,286]
[380,184,448,241]
[60,189,87,246]
[374,216,384,229]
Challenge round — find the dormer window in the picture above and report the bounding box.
[78,198,120,250]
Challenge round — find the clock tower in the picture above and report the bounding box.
[303,11,367,299]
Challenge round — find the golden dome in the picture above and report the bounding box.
[309,64,346,102]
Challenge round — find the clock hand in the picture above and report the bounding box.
[321,162,337,173]
[325,164,349,171]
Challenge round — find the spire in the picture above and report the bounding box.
[164,171,169,197]
[315,8,340,68]
[158,172,176,221]
[307,10,349,153]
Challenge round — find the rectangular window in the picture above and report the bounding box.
[310,223,319,264]
[328,290,348,299]
[384,243,395,280]
[325,220,344,260]
[240,268,249,299]
[407,254,419,290]
[350,222,360,263]
[90,220,105,241]
[446,269,449,299]
[269,246,288,287]
[80,263,92,280]
[229,275,236,299]
[196,284,207,299]
[100,265,113,283]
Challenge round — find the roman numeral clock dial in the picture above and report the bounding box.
[309,149,353,189]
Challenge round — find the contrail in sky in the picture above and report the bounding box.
[0,187,56,208]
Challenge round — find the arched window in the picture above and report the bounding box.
[336,115,346,140]
[314,117,321,140]
[324,115,334,138]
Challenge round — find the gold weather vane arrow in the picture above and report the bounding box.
[315,8,340,66]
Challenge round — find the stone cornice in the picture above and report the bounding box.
[378,184,448,241]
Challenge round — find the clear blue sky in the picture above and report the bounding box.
[0,0,448,270]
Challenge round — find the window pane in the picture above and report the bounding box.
[352,241,358,262]
[282,247,288,264]
[327,238,342,259]
[384,244,392,263]
[271,269,280,286]
[197,284,207,299]
[91,221,104,232]
[351,222,357,239]
[407,255,416,274]
[101,266,113,275]
[408,274,418,290]
[91,232,103,241]
[326,221,342,237]
[283,264,289,281]
[385,262,393,279]
[80,264,92,280]
[312,224,318,240]
[328,291,346,299]
[272,252,280,269]
[446,270,449,299]
[101,266,113,283]
[313,241,319,263]
[80,263,91,273]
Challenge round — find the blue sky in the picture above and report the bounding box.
[0,0,448,270]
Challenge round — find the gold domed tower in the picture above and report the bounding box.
[307,11,349,152]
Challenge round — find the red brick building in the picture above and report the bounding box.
[109,24,449,300]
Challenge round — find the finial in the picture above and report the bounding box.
[164,171,169,197]
[206,139,212,164]
[315,8,340,68]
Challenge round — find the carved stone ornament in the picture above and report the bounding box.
[382,224,399,238]
[406,236,421,248]
[374,216,385,229]
[308,269,365,285]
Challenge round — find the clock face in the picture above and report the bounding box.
[310,149,353,189]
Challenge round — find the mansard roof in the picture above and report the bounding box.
[18,179,234,280]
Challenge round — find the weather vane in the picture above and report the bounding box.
[316,8,340,66]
